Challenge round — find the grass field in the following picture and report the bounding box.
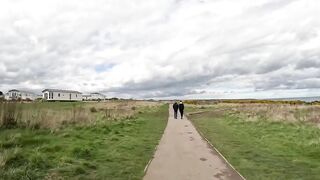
[188,104,320,180]
[0,102,168,179]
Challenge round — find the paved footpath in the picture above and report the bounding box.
[144,105,244,180]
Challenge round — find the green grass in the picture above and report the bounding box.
[0,104,168,180]
[189,108,320,180]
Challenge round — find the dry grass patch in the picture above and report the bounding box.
[227,103,320,124]
[0,100,163,129]
[187,103,320,126]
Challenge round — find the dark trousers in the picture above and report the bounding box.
[179,110,184,119]
[174,110,178,119]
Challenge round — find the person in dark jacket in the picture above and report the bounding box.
[178,101,184,119]
[173,102,179,119]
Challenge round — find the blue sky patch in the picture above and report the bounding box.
[94,64,114,73]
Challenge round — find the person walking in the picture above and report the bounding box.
[178,101,184,119]
[173,102,179,119]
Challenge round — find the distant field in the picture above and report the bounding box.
[187,103,320,179]
[0,101,168,179]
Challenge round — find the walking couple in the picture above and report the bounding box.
[173,101,184,119]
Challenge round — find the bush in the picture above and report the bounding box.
[90,107,97,113]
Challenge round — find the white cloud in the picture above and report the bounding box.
[0,0,320,99]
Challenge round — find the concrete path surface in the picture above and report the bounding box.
[143,105,244,180]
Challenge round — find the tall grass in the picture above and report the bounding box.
[0,103,21,128]
[184,99,310,105]
[0,101,161,129]
[188,103,320,126]
[226,103,320,125]
[0,102,94,129]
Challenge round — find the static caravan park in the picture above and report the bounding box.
[82,93,106,101]
[5,89,37,101]
[42,89,82,101]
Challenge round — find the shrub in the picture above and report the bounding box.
[90,107,97,113]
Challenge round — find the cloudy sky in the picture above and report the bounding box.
[0,0,320,99]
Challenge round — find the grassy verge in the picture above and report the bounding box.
[188,108,320,180]
[0,104,168,180]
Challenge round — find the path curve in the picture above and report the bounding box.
[143,105,244,180]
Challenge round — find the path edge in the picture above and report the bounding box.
[143,144,159,174]
[143,104,170,175]
[188,115,247,180]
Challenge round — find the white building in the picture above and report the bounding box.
[82,95,91,101]
[5,89,37,101]
[82,93,106,101]
[90,93,106,101]
[42,89,82,101]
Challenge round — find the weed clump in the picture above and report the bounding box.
[0,148,27,168]
[74,166,86,174]
[72,147,93,159]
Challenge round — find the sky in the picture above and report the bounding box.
[0,0,320,99]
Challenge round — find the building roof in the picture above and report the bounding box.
[91,92,105,96]
[20,91,36,94]
[8,89,35,94]
[42,89,82,94]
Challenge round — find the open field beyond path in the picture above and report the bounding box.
[144,105,243,180]
[188,104,320,179]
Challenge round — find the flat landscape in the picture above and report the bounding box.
[1,0,320,179]
[0,101,168,179]
[187,101,320,179]
[1,100,320,180]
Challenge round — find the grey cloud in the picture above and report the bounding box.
[296,57,320,70]
[1,0,320,98]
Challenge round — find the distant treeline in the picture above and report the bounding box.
[184,99,320,105]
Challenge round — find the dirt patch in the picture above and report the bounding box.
[200,157,207,161]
